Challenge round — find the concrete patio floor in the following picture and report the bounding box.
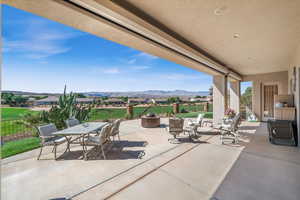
[1,118,300,200]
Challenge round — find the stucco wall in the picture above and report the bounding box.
[243,71,289,121]
[288,43,300,147]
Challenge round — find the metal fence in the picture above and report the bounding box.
[1,119,36,142]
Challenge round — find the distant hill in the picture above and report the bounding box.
[3,90,209,98]
[84,90,210,98]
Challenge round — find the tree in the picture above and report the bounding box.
[76,93,86,98]
[120,96,128,103]
[1,92,28,106]
[167,97,181,104]
[241,87,252,109]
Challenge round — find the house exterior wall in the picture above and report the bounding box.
[288,43,300,147]
[243,71,289,121]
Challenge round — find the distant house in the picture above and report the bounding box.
[179,97,191,103]
[190,97,209,102]
[76,98,95,104]
[34,96,94,105]
[128,98,148,104]
[103,98,125,105]
[151,98,168,104]
[34,96,59,105]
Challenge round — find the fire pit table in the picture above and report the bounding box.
[141,114,160,128]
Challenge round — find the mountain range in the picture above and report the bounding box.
[3,90,210,98]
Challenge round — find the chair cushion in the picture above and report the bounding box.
[44,136,67,145]
[85,136,106,145]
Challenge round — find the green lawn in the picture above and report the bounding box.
[1,108,39,136]
[176,111,213,118]
[1,107,39,120]
[89,108,127,121]
[89,104,207,121]
[1,137,41,159]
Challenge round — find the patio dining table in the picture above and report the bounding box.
[53,122,108,159]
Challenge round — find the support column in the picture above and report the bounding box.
[252,81,262,121]
[127,105,133,118]
[213,75,228,125]
[173,103,179,114]
[229,80,241,113]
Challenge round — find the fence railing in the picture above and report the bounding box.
[1,119,36,142]
[2,103,213,142]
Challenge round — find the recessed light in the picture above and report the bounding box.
[233,33,240,38]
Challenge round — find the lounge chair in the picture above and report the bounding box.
[37,124,69,160]
[188,113,204,127]
[218,113,241,144]
[84,123,112,160]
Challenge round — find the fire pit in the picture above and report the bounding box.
[141,113,160,128]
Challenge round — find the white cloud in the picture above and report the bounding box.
[90,66,121,74]
[162,73,200,80]
[131,65,151,70]
[102,68,120,74]
[3,19,82,59]
[136,52,158,60]
[127,58,136,64]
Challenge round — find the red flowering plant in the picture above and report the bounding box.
[225,108,236,119]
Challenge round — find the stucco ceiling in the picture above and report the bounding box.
[118,0,300,75]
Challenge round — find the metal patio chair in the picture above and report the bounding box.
[37,124,69,160]
[167,118,185,143]
[110,119,121,141]
[65,118,80,128]
[83,123,112,160]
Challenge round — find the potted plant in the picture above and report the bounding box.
[225,108,236,119]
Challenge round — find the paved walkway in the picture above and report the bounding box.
[1,119,300,200]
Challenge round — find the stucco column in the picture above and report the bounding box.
[296,67,300,147]
[229,80,240,113]
[213,75,228,125]
[252,81,262,121]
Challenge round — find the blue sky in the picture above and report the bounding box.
[3,5,234,94]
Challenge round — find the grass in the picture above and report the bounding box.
[1,107,38,120]
[1,108,38,137]
[89,108,127,121]
[1,137,41,159]
[89,104,208,121]
[176,111,213,119]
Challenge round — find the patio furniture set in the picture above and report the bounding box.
[167,113,242,144]
[37,118,121,160]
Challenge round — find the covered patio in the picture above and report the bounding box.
[2,0,300,199]
[2,119,300,200]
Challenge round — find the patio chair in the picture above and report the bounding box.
[218,113,242,144]
[37,124,69,160]
[65,118,80,128]
[110,119,121,141]
[186,113,204,134]
[84,123,112,160]
[167,118,185,143]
